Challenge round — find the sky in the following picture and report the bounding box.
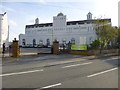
[0,0,119,41]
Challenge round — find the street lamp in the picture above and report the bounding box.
[52,28,54,43]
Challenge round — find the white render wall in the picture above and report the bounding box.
[19,13,97,46]
[19,25,97,46]
[0,12,9,48]
[118,1,120,28]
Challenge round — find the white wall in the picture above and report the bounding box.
[0,12,9,48]
[20,24,97,46]
[118,1,120,27]
[19,13,98,47]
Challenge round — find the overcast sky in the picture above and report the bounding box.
[0,0,119,41]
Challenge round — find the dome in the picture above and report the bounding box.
[35,18,39,24]
[57,12,64,16]
[87,12,92,20]
[88,12,92,15]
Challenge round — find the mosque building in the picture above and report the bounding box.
[19,12,111,47]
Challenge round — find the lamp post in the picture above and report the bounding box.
[52,28,54,43]
[52,26,54,44]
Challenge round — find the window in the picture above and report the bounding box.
[22,39,26,46]
[33,39,36,46]
[80,37,86,45]
[46,39,50,46]
[39,40,43,46]
[89,37,93,43]
[74,27,79,29]
[62,39,66,44]
[71,38,75,44]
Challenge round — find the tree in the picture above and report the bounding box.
[94,19,118,49]
[115,27,120,48]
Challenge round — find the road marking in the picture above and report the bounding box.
[87,67,118,78]
[103,58,118,61]
[41,83,62,89]
[0,69,44,77]
[62,62,92,68]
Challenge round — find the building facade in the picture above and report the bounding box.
[19,12,111,47]
[118,1,120,28]
[0,12,9,48]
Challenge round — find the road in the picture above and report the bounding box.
[2,55,118,89]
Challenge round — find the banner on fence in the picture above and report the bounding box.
[71,45,87,50]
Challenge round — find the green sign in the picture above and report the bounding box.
[71,45,87,50]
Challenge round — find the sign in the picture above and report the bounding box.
[71,45,87,50]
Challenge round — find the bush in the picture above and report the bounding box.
[89,40,101,49]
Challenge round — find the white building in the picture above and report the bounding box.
[118,1,120,27]
[19,12,111,47]
[0,12,9,48]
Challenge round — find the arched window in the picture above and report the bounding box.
[71,38,75,44]
[46,39,50,46]
[39,40,43,46]
[62,39,66,44]
[89,37,93,43]
[22,39,26,46]
[33,39,36,46]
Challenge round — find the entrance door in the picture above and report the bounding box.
[33,39,36,46]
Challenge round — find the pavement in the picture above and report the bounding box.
[1,47,118,66]
[1,51,118,65]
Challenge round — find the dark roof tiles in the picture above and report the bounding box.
[26,19,111,28]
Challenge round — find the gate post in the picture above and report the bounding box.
[53,40,59,55]
[12,38,20,57]
[68,42,71,53]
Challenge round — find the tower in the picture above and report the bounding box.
[53,12,67,42]
[87,12,92,20]
[53,12,66,28]
[35,18,39,24]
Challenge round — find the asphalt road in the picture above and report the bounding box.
[2,56,119,89]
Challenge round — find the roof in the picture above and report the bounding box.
[57,12,64,16]
[26,23,53,28]
[88,12,92,15]
[0,12,7,16]
[26,19,111,28]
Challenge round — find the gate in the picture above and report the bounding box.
[59,43,71,54]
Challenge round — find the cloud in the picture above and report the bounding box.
[9,20,17,26]
[38,0,46,4]
[25,15,37,24]
[0,0,97,3]
[0,5,16,12]
[94,0,119,26]
[38,0,96,3]
[6,7,16,12]
[27,19,35,24]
